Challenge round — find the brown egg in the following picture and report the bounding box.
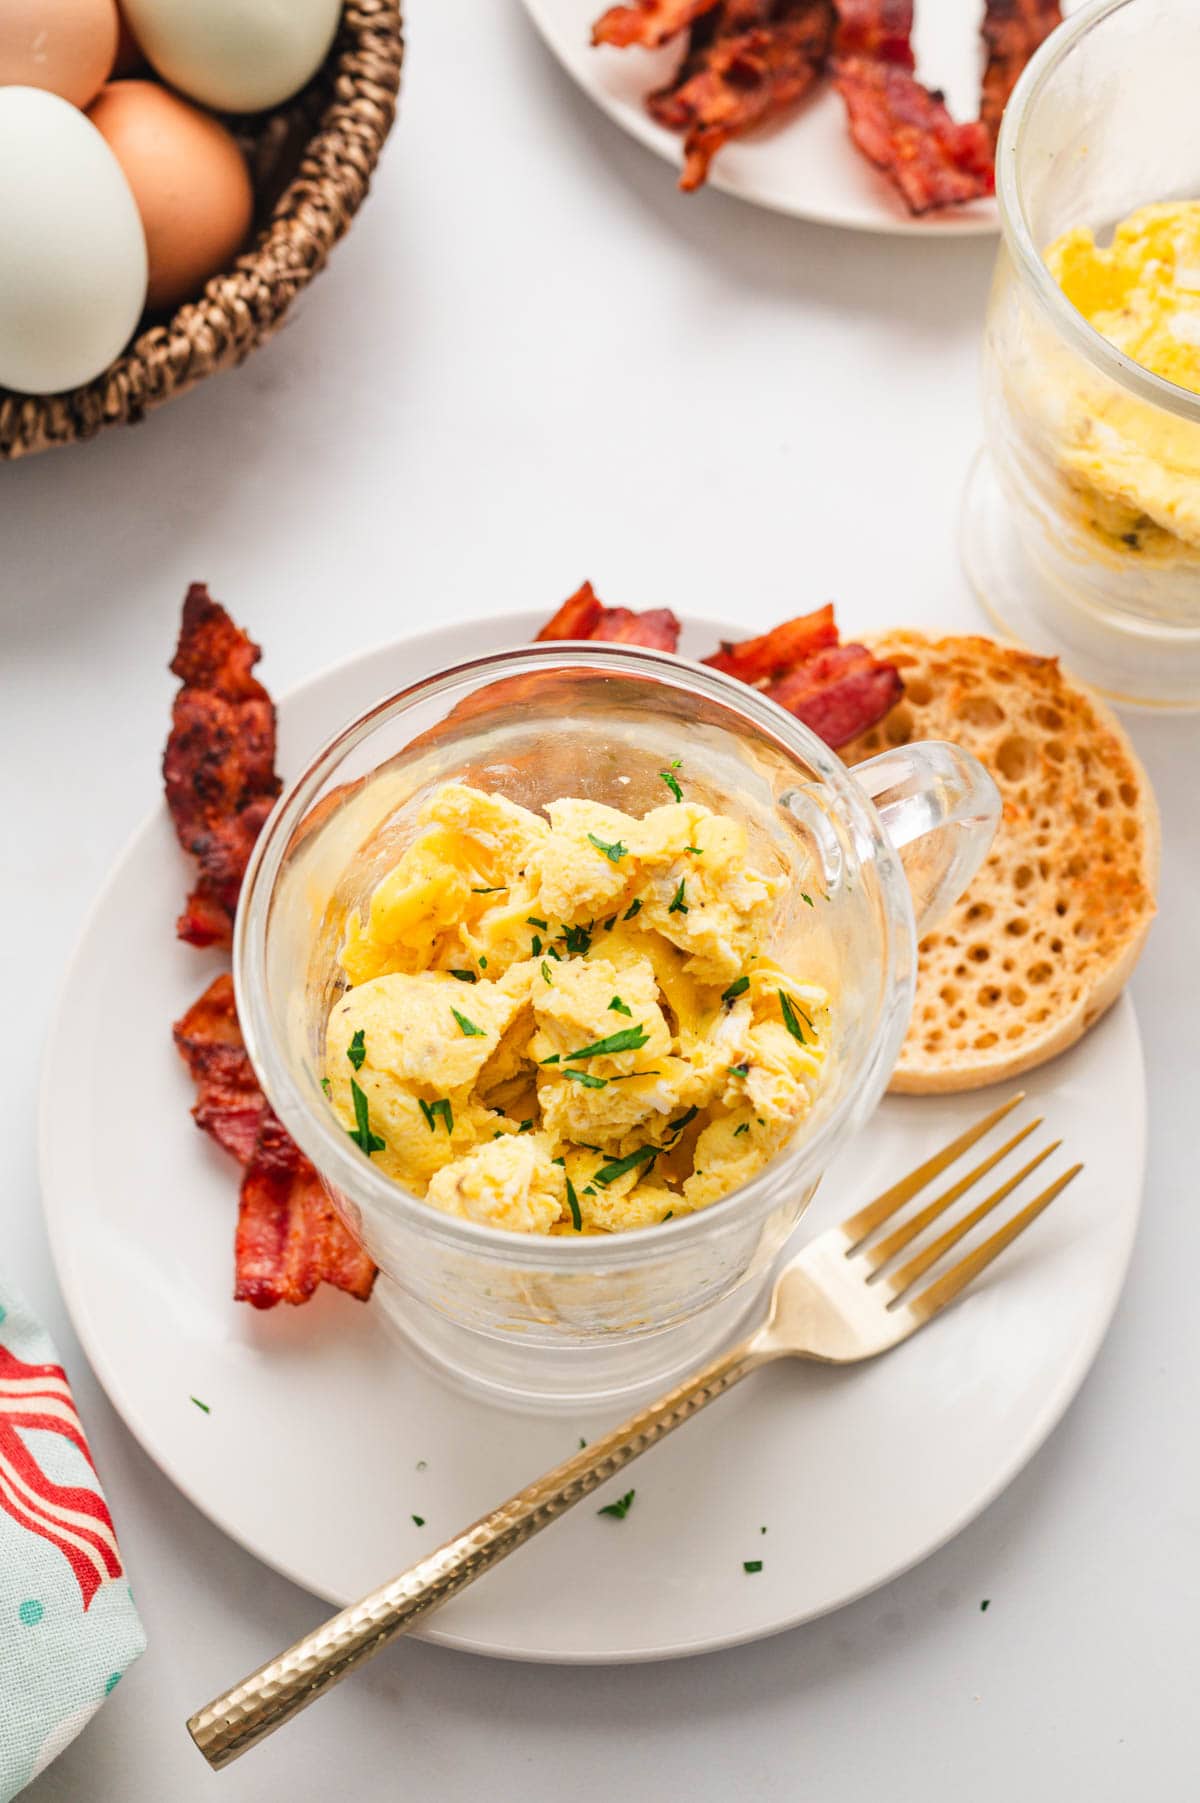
[88,80,254,312]
[0,0,118,108]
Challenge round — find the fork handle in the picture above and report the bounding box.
[188,1330,775,1769]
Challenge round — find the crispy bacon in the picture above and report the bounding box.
[833,55,993,214]
[164,584,282,950]
[236,1114,377,1310]
[832,0,915,68]
[648,0,835,192]
[536,580,682,651]
[764,641,904,745]
[173,973,267,1166]
[981,0,1061,148]
[593,0,721,48]
[704,604,837,681]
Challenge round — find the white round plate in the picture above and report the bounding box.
[41,611,1144,1662]
[522,0,1084,235]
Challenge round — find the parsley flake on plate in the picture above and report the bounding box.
[412,1514,425,1527]
[190,1396,210,1414]
[608,995,632,1016]
[451,1007,486,1038]
[320,1076,332,1098]
[587,833,627,864]
[565,1025,649,1061]
[659,769,683,803]
[348,1079,386,1154]
[597,1489,635,1520]
[347,1029,367,1071]
[561,923,592,956]
[743,1560,763,1574]
[801,892,815,907]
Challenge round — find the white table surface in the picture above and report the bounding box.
[3,4,1196,1798]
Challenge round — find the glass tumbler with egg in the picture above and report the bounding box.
[235,641,1000,1411]
[963,0,1200,709]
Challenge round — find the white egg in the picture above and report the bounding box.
[0,87,147,396]
[121,0,342,113]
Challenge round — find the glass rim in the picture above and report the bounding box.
[232,638,916,1271]
[996,0,1200,427]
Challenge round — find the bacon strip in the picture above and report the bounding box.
[764,641,904,745]
[981,0,1061,148]
[832,0,915,67]
[536,580,681,651]
[593,0,721,48]
[174,973,267,1166]
[704,604,837,681]
[236,1115,377,1310]
[833,55,993,214]
[164,584,281,950]
[648,0,835,192]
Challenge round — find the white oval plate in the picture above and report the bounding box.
[522,0,1084,236]
[40,612,1144,1662]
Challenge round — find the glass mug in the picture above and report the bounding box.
[963,0,1200,711]
[235,644,1000,1411]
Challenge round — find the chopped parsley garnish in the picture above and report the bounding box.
[728,1063,749,1078]
[778,990,808,1045]
[561,923,592,957]
[451,1007,486,1038]
[662,1210,673,1222]
[566,1175,582,1232]
[659,761,683,802]
[981,1599,990,1612]
[347,1029,367,1071]
[564,1069,608,1089]
[668,1106,699,1135]
[547,944,562,961]
[320,1077,332,1098]
[541,960,553,984]
[743,1560,763,1574]
[609,1070,660,1081]
[602,914,617,931]
[348,1079,386,1155]
[722,975,750,1004]
[449,969,477,984]
[412,1514,425,1527]
[733,1122,750,1137]
[541,1053,561,1065]
[416,1460,427,1472]
[595,1145,657,1186]
[565,1025,650,1061]
[801,892,815,907]
[668,879,688,915]
[622,898,642,920]
[526,916,548,931]
[478,956,488,969]
[587,833,627,864]
[518,1119,534,1133]
[471,886,506,895]
[608,995,632,1016]
[190,1396,210,1414]
[531,934,543,956]
[686,845,702,855]
[418,1097,453,1135]
[578,1437,587,1450]
[583,1184,597,1195]
[597,1490,635,1520]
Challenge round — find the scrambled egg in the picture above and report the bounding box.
[1045,202,1200,556]
[323,781,830,1235]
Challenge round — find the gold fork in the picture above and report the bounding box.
[189,1091,1079,1769]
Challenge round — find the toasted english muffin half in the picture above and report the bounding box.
[841,632,1160,1093]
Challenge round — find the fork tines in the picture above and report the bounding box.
[843,1092,1083,1322]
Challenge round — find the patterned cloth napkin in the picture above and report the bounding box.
[0,1278,145,1801]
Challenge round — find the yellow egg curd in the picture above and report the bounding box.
[322,781,830,1235]
[1045,201,1200,557]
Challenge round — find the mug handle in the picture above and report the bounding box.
[852,740,1002,938]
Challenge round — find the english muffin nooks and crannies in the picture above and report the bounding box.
[842,632,1159,1094]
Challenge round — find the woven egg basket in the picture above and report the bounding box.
[0,0,403,460]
